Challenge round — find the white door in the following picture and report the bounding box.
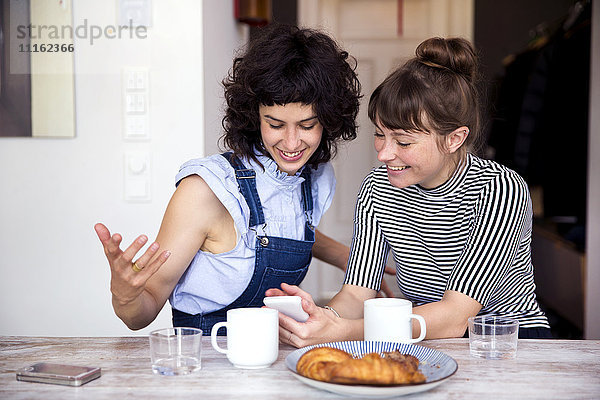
[299,0,474,302]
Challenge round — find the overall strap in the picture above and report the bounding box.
[221,152,265,228]
[300,167,314,214]
[300,167,315,238]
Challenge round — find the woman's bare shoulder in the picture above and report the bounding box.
[170,175,230,222]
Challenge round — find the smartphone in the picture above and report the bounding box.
[263,296,309,322]
[16,363,101,386]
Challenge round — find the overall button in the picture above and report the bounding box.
[260,237,269,247]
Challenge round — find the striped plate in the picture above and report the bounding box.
[285,341,458,398]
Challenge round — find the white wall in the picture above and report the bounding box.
[203,1,248,156]
[0,0,243,336]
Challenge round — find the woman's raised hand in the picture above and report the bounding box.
[94,223,171,306]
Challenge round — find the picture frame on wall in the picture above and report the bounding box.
[0,0,75,138]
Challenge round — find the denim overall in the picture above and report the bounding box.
[172,152,315,335]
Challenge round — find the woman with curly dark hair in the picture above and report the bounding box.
[94,24,365,334]
[222,24,360,169]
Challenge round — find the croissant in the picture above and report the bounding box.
[297,347,426,385]
[296,347,353,382]
[383,350,420,370]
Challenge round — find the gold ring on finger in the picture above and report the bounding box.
[132,261,143,273]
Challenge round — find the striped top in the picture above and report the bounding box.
[344,153,549,328]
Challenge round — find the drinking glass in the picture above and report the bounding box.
[468,316,518,359]
[149,327,202,375]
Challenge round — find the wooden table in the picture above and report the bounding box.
[1,336,598,399]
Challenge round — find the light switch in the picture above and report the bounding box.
[123,67,150,140]
[124,152,151,202]
[126,178,149,199]
[124,93,146,114]
[125,72,136,91]
[135,71,147,90]
[136,94,146,113]
[125,115,148,138]
[125,94,136,113]
[119,0,152,27]
[128,154,147,174]
[124,68,148,91]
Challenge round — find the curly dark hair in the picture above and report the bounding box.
[221,24,361,169]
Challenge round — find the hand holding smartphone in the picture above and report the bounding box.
[263,296,309,322]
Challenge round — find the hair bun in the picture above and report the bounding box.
[415,37,477,81]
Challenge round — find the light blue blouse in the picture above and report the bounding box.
[169,153,336,315]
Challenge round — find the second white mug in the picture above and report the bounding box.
[364,298,426,343]
[210,307,279,369]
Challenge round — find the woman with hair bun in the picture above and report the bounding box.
[268,37,552,346]
[93,24,371,334]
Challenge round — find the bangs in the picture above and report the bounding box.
[368,69,432,133]
[257,60,321,107]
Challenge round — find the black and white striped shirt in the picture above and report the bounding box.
[344,153,549,328]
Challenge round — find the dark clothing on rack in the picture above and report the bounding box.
[487,1,591,248]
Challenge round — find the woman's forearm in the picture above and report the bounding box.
[413,290,482,339]
[112,290,161,330]
[313,229,350,271]
[328,284,377,320]
[325,288,373,341]
[338,318,364,341]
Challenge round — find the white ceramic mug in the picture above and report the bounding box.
[364,298,426,343]
[210,307,279,369]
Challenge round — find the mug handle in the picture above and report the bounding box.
[211,322,228,354]
[407,314,426,343]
